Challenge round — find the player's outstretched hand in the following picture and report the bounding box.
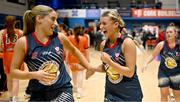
[141,64,148,73]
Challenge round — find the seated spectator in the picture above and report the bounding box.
[156,0,162,9]
[130,0,137,8]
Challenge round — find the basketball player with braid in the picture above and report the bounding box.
[10,5,93,101]
[142,25,180,101]
[0,16,23,101]
[87,10,143,101]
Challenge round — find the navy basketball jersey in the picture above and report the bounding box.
[159,41,180,75]
[25,32,72,92]
[103,34,143,101]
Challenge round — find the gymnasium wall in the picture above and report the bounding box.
[0,0,27,29]
[0,0,27,16]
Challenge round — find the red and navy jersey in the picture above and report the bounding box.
[25,32,72,92]
[159,41,180,75]
[103,34,143,101]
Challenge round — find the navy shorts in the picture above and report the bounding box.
[158,69,180,90]
[29,88,74,101]
[52,92,74,102]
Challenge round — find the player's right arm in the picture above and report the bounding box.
[11,37,55,82]
[86,39,107,79]
[142,41,164,72]
[93,40,106,72]
[11,36,32,79]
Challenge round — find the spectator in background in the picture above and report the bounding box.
[0,49,7,94]
[156,0,162,9]
[178,27,180,42]
[87,26,95,47]
[95,26,104,51]
[158,28,165,42]
[67,28,73,36]
[62,16,69,27]
[66,26,89,99]
[84,28,90,47]
[143,0,148,8]
[141,29,148,49]
[169,22,175,26]
[136,0,143,9]
[131,29,136,39]
[0,16,23,101]
[130,0,137,8]
[58,23,68,36]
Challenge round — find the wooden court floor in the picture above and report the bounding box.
[0,47,161,102]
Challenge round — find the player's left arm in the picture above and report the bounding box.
[58,32,92,70]
[102,38,136,78]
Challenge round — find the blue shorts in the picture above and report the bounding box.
[158,69,180,90]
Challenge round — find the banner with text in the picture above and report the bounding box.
[132,9,180,18]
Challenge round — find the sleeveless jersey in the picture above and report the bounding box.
[103,34,143,101]
[2,29,22,74]
[159,41,180,75]
[25,32,72,92]
[2,29,21,52]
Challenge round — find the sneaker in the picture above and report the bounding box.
[76,88,82,99]
[76,93,81,99]
[10,96,17,102]
[168,93,175,102]
[24,93,31,99]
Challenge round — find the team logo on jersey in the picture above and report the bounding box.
[106,66,123,84]
[31,52,38,59]
[55,47,59,51]
[115,53,120,61]
[39,61,60,86]
[115,53,119,57]
[165,57,177,69]
[55,47,62,55]
[176,52,180,57]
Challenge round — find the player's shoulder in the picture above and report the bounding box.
[14,36,26,51]
[157,41,165,47]
[17,36,26,43]
[17,29,23,34]
[0,29,5,34]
